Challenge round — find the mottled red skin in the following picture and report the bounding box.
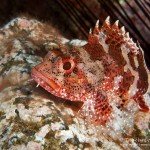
[31,17,149,125]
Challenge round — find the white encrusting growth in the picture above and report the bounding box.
[61,38,69,44]
[3,17,20,29]
[35,125,50,143]
[51,122,65,131]
[69,39,87,46]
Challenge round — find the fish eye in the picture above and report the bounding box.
[61,57,75,74]
[63,61,72,70]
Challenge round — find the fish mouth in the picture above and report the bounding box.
[31,67,60,94]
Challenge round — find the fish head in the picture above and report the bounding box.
[31,46,101,102]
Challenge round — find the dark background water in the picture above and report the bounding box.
[0,0,149,67]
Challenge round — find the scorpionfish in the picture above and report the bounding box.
[31,17,150,125]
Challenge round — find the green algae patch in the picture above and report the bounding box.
[1,134,35,149]
[44,130,69,150]
[45,130,55,139]
[132,125,143,138]
[44,130,62,150]
[0,51,23,76]
[96,141,103,148]
[132,125,150,150]
[1,116,40,149]
[0,111,6,121]
[41,113,61,125]
[11,116,41,136]
[43,140,60,150]
[13,83,33,96]
[67,136,80,146]
[13,96,32,109]
[46,101,53,107]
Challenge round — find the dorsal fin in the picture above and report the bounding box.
[93,20,100,34]
[84,16,150,123]
[87,16,141,56]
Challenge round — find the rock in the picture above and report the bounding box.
[0,17,149,150]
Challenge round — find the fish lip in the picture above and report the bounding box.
[31,67,60,92]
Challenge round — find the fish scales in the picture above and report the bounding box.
[31,17,150,125]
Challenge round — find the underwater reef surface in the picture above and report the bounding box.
[0,17,150,150]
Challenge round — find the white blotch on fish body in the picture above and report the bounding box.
[121,44,139,97]
[98,32,109,53]
[113,75,123,91]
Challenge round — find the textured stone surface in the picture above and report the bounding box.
[0,17,149,150]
